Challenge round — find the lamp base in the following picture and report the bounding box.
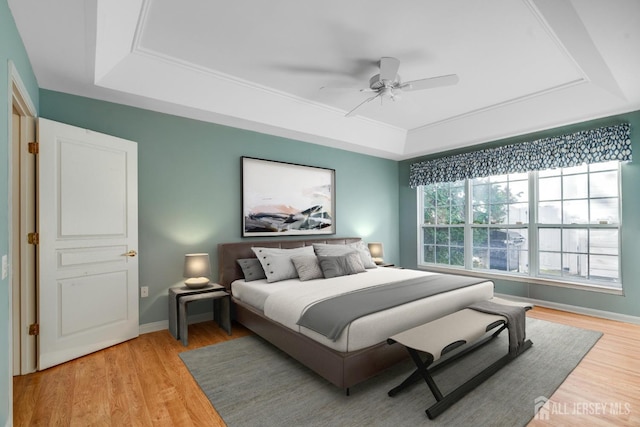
[373,258,384,265]
[184,277,210,289]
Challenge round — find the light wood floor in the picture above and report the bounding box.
[13,307,640,426]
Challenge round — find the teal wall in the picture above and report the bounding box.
[39,90,400,325]
[400,110,640,317]
[1,0,39,424]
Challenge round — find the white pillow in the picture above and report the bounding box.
[312,242,377,269]
[251,246,314,283]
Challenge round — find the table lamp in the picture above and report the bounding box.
[368,242,384,265]
[183,253,211,288]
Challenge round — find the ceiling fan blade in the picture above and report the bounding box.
[379,57,400,82]
[319,86,374,92]
[400,74,459,91]
[345,92,381,117]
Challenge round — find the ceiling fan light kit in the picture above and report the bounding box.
[335,57,459,117]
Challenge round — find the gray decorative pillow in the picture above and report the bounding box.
[291,255,324,281]
[251,246,314,283]
[312,242,377,269]
[318,252,366,278]
[236,258,266,282]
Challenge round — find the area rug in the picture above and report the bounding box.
[180,318,601,427]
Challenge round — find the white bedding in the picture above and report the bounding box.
[232,268,493,352]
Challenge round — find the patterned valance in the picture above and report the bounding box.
[409,123,632,187]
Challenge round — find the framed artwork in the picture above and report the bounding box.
[242,157,335,237]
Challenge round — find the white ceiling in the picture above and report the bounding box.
[8,0,640,160]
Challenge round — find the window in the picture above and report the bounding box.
[422,181,465,267]
[418,161,622,290]
[536,162,620,284]
[471,173,529,274]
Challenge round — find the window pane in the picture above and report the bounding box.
[436,206,451,224]
[590,198,618,224]
[473,183,490,204]
[509,203,528,224]
[563,200,588,224]
[564,164,588,174]
[539,177,561,200]
[436,246,450,264]
[539,228,560,251]
[539,252,562,276]
[538,201,561,223]
[436,227,449,245]
[589,255,619,281]
[424,187,436,207]
[515,250,529,273]
[538,168,560,178]
[450,227,465,246]
[424,245,435,263]
[450,204,466,224]
[563,174,588,199]
[590,171,618,197]
[423,227,435,244]
[473,205,489,224]
[473,248,489,269]
[473,227,488,247]
[489,203,508,224]
[424,208,435,225]
[590,229,618,255]
[589,161,618,172]
[509,180,528,202]
[562,228,587,253]
[486,229,527,272]
[509,172,528,180]
[562,253,588,280]
[450,248,465,266]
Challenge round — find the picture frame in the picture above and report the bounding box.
[242,157,335,237]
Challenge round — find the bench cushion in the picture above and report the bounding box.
[389,309,506,361]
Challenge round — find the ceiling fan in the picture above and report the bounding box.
[322,57,459,117]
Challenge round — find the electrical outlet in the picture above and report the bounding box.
[140,286,149,298]
[1,255,7,280]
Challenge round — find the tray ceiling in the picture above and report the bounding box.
[8,0,640,160]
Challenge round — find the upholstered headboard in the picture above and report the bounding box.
[217,237,362,290]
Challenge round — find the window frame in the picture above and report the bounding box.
[417,164,623,295]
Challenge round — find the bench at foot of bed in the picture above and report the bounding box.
[387,297,533,420]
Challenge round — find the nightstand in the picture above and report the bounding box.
[168,283,231,346]
[378,263,404,269]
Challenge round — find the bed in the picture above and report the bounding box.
[218,237,494,391]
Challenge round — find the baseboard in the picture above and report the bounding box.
[138,312,214,335]
[495,293,640,325]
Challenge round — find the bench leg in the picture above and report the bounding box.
[426,339,533,419]
[389,325,507,398]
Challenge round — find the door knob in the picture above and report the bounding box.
[125,250,137,257]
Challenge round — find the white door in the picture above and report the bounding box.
[37,118,139,370]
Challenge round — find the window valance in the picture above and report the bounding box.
[409,123,632,187]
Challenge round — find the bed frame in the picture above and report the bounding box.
[218,237,409,391]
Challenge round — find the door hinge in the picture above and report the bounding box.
[29,323,39,336]
[28,142,39,154]
[27,232,39,245]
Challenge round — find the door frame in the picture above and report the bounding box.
[8,61,37,377]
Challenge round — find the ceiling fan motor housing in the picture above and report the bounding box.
[369,73,401,90]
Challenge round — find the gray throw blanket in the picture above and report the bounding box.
[468,300,526,355]
[297,274,487,341]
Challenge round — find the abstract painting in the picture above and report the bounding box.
[242,157,335,236]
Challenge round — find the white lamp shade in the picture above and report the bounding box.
[368,242,384,258]
[183,253,211,288]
